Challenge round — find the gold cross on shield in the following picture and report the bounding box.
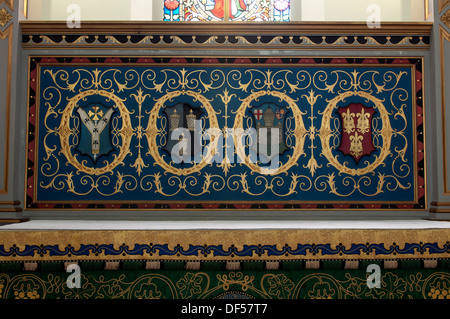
[88,106,104,121]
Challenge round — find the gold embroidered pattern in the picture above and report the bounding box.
[356,108,371,134]
[341,109,355,134]
[0,270,448,300]
[349,132,364,159]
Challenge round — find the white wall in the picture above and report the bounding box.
[27,0,158,21]
[300,0,426,21]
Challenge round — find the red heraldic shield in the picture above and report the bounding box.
[337,103,376,164]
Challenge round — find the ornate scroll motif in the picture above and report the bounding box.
[146,90,221,176]
[57,88,133,176]
[26,57,425,210]
[0,269,449,300]
[320,90,393,177]
[21,32,431,51]
[233,89,307,176]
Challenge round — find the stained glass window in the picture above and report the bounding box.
[163,0,291,22]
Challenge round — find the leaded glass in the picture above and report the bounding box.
[163,0,291,22]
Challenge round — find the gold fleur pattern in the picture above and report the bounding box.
[0,7,12,28]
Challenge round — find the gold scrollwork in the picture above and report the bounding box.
[58,89,133,175]
[34,64,417,202]
[319,90,393,176]
[145,90,220,176]
[233,90,307,175]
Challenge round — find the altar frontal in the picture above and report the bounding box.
[25,57,425,211]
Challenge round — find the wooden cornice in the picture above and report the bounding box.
[19,21,433,35]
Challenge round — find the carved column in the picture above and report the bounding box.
[429,0,450,219]
[0,0,24,220]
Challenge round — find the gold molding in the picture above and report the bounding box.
[23,0,27,18]
[0,201,20,206]
[0,208,22,212]
[19,21,434,36]
[441,26,450,195]
[430,201,450,212]
[441,0,450,13]
[430,207,450,213]
[425,0,432,20]
[0,24,12,195]
[0,201,22,212]
[224,0,230,22]
[0,219,28,223]
[0,0,13,11]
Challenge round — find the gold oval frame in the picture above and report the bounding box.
[319,91,393,176]
[145,90,220,176]
[233,90,307,175]
[58,89,133,176]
